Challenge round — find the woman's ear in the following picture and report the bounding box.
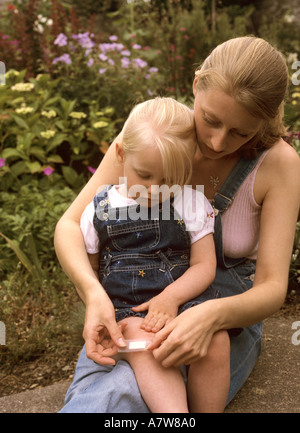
[192,76,198,97]
[116,142,125,163]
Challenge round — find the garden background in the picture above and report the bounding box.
[0,0,299,396]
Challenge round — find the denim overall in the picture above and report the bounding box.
[93,185,217,322]
[209,150,264,402]
[61,153,265,413]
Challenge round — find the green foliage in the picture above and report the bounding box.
[0,69,118,190]
[0,178,76,279]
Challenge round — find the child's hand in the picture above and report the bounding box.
[132,293,178,333]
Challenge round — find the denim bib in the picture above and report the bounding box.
[93,185,192,319]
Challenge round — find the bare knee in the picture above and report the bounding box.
[206,330,230,364]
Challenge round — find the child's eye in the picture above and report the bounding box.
[138,173,151,180]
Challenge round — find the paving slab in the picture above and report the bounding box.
[0,314,299,413]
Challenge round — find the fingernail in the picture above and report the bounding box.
[118,338,126,347]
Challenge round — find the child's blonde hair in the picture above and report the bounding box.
[121,97,197,186]
[195,36,289,157]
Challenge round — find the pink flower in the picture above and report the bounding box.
[0,158,5,168]
[43,166,54,175]
[88,166,96,174]
[179,27,186,32]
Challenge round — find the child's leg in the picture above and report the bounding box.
[118,316,188,413]
[187,330,230,413]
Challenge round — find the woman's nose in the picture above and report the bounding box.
[210,129,227,151]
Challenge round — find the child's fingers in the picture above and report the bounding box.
[143,314,168,333]
[132,301,149,312]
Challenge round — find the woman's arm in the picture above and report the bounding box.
[54,139,127,363]
[133,234,216,332]
[149,141,300,367]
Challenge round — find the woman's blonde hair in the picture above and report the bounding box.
[195,36,289,157]
[121,97,197,185]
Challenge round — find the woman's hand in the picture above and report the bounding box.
[83,292,127,365]
[132,293,179,333]
[147,300,220,367]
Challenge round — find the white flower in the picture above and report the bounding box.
[16,106,34,114]
[93,121,108,128]
[41,130,56,139]
[69,111,87,119]
[41,110,57,118]
[11,82,34,92]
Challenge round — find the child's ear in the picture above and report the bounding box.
[116,142,125,163]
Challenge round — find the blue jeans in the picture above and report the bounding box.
[59,260,262,413]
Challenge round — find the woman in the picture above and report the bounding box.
[55,36,300,412]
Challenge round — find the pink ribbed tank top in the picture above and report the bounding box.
[221,149,270,260]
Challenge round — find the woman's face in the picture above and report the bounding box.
[193,82,263,159]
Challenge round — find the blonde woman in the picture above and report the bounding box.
[56,37,300,413]
[78,97,229,413]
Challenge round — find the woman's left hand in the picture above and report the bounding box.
[147,300,220,367]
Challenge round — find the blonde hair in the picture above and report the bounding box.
[195,36,289,157]
[121,97,197,185]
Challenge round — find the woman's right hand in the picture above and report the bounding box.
[83,291,127,365]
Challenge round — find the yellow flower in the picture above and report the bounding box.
[41,110,57,118]
[11,82,34,92]
[69,111,87,119]
[15,106,34,115]
[5,69,20,79]
[41,130,55,139]
[93,121,108,128]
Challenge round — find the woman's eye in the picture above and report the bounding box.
[203,116,215,125]
[237,132,249,138]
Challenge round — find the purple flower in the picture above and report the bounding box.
[99,53,108,61]
[132,44,141,50]
[99,68,106,74]
[72,32,95,49]
[52,54,72,65]
[148,67,158,73]
[108,58,115,66]
[54,33,68,47]
[121,57,130,68]
[88,166,97,174]
[133,58,147,68]
[87,58,94,67]
[121,50,131,56]
[109,35,118,41]
[43,166,54,176]
[0,158,5,168]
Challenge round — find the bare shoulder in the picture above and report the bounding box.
[255,139,300,204]
[263,138,299,167]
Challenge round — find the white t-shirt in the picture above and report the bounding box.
[80,185,214,254]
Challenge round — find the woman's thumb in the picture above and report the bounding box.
[108,321,127,348]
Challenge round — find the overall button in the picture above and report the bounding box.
[103,212,109,220]
[99,200,105,206]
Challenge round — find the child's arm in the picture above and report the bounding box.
[87,252,100,278]
[132,233,216,332]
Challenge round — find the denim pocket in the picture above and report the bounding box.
[228,260,256,293]
[107,219,160,251]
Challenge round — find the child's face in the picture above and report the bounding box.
[117,143,169,206]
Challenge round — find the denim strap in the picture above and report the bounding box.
[212,151,264,268]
